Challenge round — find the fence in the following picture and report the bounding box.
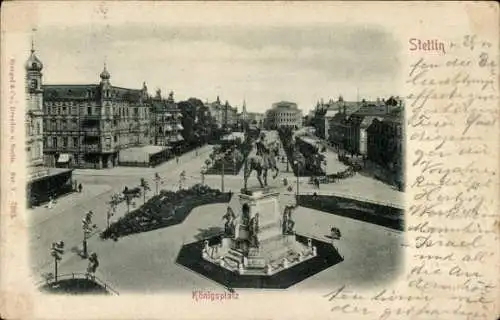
[282,189,404,210]
[36,272,120,296]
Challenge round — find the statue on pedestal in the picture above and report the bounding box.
[249,212,260,248]
[282,205,295,235]
[222,206,236,237]
[243,132,280,190]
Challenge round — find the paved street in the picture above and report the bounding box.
[29,130,404,292]
[53,201,404,293]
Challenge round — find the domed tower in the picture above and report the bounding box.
[25,40,45,169]
[99,63,112,101]
[25,40,43,112]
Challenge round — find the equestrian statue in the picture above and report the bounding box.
[243,132,280,190]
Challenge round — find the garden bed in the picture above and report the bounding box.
[298,194,404,231]
[101,184,232,239]
[40,278,111,295]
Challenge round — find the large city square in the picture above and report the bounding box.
[25,21,405,294]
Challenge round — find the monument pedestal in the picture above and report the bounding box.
[203,187,315,276]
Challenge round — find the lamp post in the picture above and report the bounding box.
[221,159,225,193]
[154,172,161,195]
[294,160,300,198]
[201,166,206,185]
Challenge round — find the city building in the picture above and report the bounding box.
[238,100,264,129]
[247,112,265,128]
[25,44,74,206]
[150,89,184,148]
[265,101,303,130]
[366,105,404,189]
[206,96,237,129]
[42,65,151,169]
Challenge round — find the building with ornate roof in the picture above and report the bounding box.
[264,101,303,130]
[205,96,238,129]
[26,43,74,207]
[42,64,151,169]
[150,89,184,148]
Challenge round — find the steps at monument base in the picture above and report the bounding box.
[226,249,244,264]
[222,257,239,270]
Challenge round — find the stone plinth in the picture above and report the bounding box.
[202,187,315,276]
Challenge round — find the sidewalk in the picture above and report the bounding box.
[74,145,212,177]
[28,184,112,227]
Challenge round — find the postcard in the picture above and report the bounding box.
[1,2,498,319]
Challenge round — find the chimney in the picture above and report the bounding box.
[385,100,389,114]
[343,105,346,114]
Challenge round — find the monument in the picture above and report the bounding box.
[202,187,316,275]
[202,134,316,275]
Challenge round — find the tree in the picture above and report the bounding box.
[50,241,64,282]
[82,211,96,258]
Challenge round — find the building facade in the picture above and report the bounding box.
[206,96,238,129]
[25,45,45,177]
[150,89,183,147]
[42,66,151,169]
[265,101,303,129]
[366,107,404,189]
[26,45,74,207]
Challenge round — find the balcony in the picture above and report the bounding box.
[82,127,101,136]
[83,144,100,152]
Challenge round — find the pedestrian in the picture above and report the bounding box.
[73,180,78,192]
[176,157,179,164]
[78,183,83,193]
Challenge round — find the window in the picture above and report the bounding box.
[105,107,110,116]
[30,79,38,89]
[87,107,92,115]
[134,108,139,116]
[71,106,77,115]
[114,136,117,142]
[62,137,68,147]
[62,107,67,114]
[36,122,40,135]
[27,147,32,161]
[73,137,78,147]
[43,137,47,148]
[52,137,57,148]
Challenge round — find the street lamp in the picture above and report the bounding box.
[293,160,300,198]
[154,172,162,195]
[107,194,119,229]
[201,165,206,185]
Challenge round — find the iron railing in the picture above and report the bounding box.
[36,272,119,296]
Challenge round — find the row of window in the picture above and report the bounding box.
[44,135,120,148]
[26,121,41,136]
[27,142,43,162]
[44,105,148,118]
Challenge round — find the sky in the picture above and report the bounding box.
[29,3,403,114]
